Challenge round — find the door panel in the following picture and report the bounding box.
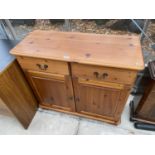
[26,71,75,112]
[73,77,124,118]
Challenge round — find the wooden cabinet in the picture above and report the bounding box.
[10,30,144,125]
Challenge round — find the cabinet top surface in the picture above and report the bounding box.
[10,30,144,70]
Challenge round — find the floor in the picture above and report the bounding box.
[0,95,154,135]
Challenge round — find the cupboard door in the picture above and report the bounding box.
[73,77,128,120]
[26,71,75,112]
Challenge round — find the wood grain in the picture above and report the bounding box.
[0,61,38,129]
[40,104,120,125]
[10,30,144,70]
[73,78,123,117]
[25,70,75,112]
[78,78,124,90]
[72,76,128,121]
[0,98,13,117]
[72,63,137,85]
[17,56,69,75]
[10,30,143,125]
[135,80,155,123]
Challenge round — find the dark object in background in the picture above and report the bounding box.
[130,60,155,131]
[148,61,155,80]
[11,19,36,26]
[128,19,145,33]
[10,19,25,25]
[94,19,110,25]
[151,44,155,51]
[83,19,110,25]
[109,19,144,33]
[134,122,155,131]
[131,66,150,95]
[109,20,130,31]
[130,98,155,131]
[84,19,144,33]
[50,19,65,24]
[10,19,145,34]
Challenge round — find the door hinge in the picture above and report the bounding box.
[68,96,73,101]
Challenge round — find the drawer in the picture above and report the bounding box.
[17,56,69,75]
[72,63,137,85]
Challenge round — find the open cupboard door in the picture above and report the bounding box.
[0,61,38,129]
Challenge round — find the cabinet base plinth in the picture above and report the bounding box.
[39,104,120,125]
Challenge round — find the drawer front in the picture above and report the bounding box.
[72,63,137,85]
[17,56,69,75]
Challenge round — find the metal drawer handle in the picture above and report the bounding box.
[36,64,48,70]
[102,73,108,79]
[93,72,99,78]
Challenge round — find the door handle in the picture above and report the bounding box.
[102,73,108,79]
[36,64,48,70]
[93,71,99,78]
